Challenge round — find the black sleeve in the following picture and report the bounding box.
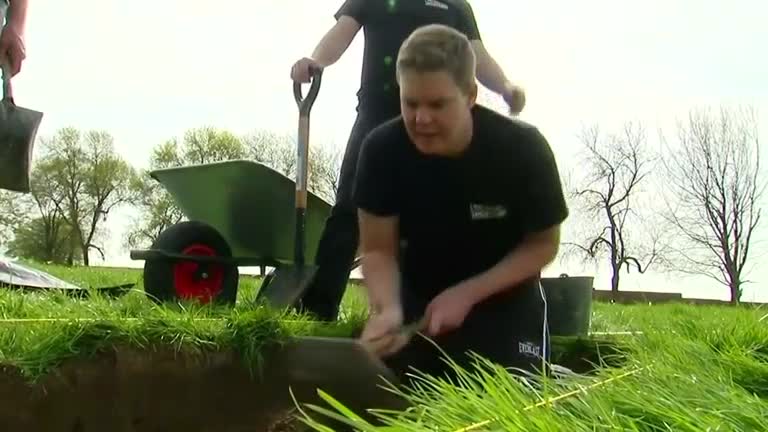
[520,128,569,233]
[334,0,368,25]
[353,126,401,216]
[455,1,482,41]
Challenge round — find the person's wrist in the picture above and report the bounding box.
[451,279,483,307]
[502,81,518,96]
[4,19,24,35]
[370,297,401,315]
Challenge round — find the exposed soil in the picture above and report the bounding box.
[0,336,626,431]
[0,341,403,432]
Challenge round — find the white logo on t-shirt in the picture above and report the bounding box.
[469,203,507,220]
[424,0,449,10]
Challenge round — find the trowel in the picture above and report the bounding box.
[0,63,43,193]
[280,317,428,386]
[271,317,428,423]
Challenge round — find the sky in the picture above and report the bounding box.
[9,0,768,302]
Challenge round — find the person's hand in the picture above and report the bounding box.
[424,283,476,337]
[290,57,321,83]
[0,23,26,77]
[503,81,526,116]
[360,305,407,358]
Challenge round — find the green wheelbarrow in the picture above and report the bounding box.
[129,68,358,308]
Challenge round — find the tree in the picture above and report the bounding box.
[659,105,765,304]
[562,122,663,298]
[36,127,137,265]
[0,190,32,250]
[5,216,80,264]
[3,161,74,262]
[243,129,342,204]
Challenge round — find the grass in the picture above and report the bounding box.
[1,260,767,431]
[298,302,768,431]
[0,260,368,381]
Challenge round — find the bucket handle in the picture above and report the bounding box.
[1,62,14,105]
[293,66,322,116]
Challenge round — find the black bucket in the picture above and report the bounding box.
[541,274,594,337]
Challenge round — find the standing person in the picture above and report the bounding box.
[354,24,568,380]
[0,0,28,77]
[290,0,526,321]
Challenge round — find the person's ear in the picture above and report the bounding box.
[467,81,478,107]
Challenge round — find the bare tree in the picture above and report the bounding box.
[658,105,765,304]
[563,122,663,298]
[243,128,342,204]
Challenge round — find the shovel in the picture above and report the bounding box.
[256,67,323,309]
[0,62,43,193]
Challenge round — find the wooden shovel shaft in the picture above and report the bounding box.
[296,115,309,209]
[1,63,13,102]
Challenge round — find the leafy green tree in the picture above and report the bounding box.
[33,127,137,265]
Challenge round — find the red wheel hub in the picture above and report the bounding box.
[173,244,225,303]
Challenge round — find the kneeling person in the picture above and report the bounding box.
[354,24,569,381]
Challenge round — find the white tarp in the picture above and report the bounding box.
[0,256,82,290]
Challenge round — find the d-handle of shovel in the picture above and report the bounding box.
[293,66,323,204]
[1,62,14,105]
[293,66,323,116]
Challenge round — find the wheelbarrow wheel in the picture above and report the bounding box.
[142,220,239,305]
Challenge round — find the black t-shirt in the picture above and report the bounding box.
[353,105,569,317]
[334,0,482,116]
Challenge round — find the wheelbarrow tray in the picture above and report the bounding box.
[148,159,332,266]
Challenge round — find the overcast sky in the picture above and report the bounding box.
[12,0,768,301]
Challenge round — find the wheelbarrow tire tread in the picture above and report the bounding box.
[142,220,239,305]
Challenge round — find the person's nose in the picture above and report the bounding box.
[415,108,432,125]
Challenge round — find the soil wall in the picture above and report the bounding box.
[0,342,402,432]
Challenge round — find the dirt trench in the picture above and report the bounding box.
[0,342,403,432]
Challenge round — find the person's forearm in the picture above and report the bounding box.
[471,41,512,96]
[6,0,29,31]
[458,227,561,305]
[310,22,357,67]
[361,251,401,313]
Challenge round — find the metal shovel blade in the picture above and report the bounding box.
[256,263,318,309]
[0,65,43,193]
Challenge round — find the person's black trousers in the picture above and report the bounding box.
[297,109,397,321]
[384,279,553,385]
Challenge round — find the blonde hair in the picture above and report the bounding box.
[396,24,476,94]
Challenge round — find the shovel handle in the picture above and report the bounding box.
[293,66,322,206]
[293,66,322,117]
[1,63,13,103]
[292,67,322,267]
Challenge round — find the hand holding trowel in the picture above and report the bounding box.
[0,61,42,193]
[361,315,428,358]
